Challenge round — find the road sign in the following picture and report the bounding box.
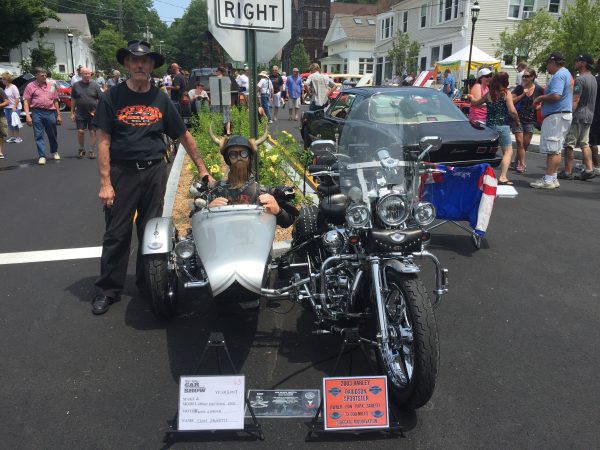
[216,0,285,31]
[208,0,291,62]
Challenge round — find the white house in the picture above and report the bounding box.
[4,13,95,76]
[321,14,377,75]
[374,0,574,85]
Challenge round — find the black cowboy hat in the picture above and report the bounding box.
[116,40,165,67]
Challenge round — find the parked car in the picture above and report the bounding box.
[301,86,501,167]
[188,67,218,94]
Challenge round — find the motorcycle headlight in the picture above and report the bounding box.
[174,239,195,260]
[414,202,436,226]
[376,194,409,227]
[345,204,371,228]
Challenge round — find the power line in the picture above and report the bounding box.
[154,0,187,10]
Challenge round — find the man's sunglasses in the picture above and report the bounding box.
[522,74,533,78]
[228,149,249,160]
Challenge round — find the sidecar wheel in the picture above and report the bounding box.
[144,254,178,319]
[375,272,439,410]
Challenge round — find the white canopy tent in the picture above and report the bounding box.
[434,45,501,81]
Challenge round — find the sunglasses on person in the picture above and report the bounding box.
[228,149,250,160]
[522,74,533,78]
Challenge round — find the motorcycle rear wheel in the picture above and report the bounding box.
[375,271,439,410]
[143,254,178,319]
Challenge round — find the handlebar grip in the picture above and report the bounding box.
[308,164,331,174]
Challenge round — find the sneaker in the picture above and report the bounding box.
[6,137,16,143]
[78,149,85,159]
[553,179,560,188]
[576,170,595,181]
[38,157,47,165]
[268,120,274,124]
[88,151,96,159]
[0,153,5,159]
[530,177,556,189]
[594,167,600,176]
[557,170,573,180]
[52,152,61,160]
[14,137,22,143]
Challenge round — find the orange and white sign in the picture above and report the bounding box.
[323,376,389,430]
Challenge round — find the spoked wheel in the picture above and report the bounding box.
[144,254,178,319]
[375,271,439,410]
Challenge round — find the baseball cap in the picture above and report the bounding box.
[546,51,565,63]
[575,54,594,65]
[477,67,492,78]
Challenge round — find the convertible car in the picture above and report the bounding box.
[301,87,501,167]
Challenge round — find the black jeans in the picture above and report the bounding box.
[95,160,167,298]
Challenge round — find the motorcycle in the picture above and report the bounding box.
[262,133,449,410]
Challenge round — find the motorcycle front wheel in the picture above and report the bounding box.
[375,271,439,410]
[143,254,178,319]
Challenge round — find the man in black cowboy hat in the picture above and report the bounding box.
[207,127,297,228]
[91,39,213,315]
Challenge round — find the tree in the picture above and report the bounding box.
[388,31,420,76]
[1,0,57,56]
[289,40,311,72]
[91,22,127,71]
[541,0,600,72]
[494,9,555,68]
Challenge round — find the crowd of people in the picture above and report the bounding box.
[466,51,600,189]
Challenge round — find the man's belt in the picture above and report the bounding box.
[544,110,572,118]
[111,158,164,170]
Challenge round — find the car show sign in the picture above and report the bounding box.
[246,389,320,418]
[178,375,245,430]
[216,0,285,30]
[323,376,389,430]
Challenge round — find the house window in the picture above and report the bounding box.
[420,5,427,28]
[58,64,66,73]
[508,0,535,19]
[442,44,452,59]
[343,59,348,73]
[438,0,458,23]
[307,11,312,29]
[402,11,408,32]
[322,11,327,28]
[359,58,374,75]
[420,56,427,71]
[354,18,363,24]
[431,46,440,65]
[380,16,394,40]
[368,19,375,25]
[315,12,320,29]
[0,51,9,62]
[548,0,560,13]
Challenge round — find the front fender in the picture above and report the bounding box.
[382,258,420,274]
[142,217,175,255]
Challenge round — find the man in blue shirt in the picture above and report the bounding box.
[285,68,303,121]
[530,52,573,190]
[443,69,455,97]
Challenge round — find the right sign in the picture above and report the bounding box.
[216,0,285,30]
[323,376,389,431]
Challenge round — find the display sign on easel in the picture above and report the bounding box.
[323,376,389,431]
[178,375,245,431]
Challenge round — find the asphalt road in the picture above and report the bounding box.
[1,112,600,449]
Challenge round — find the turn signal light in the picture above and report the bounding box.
[348,235,360,245]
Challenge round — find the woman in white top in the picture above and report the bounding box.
[1,72,22,143]
[257,71,273,123]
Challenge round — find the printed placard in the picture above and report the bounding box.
[323,376,389,430]
[178,375,245,431]
[246,389,320,418]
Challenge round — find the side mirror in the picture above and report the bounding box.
[418,136,442,160]
[310,139,336,157]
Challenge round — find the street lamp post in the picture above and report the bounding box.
[159,40,164,54]
[67,33,75,76]
[465,1,480,93]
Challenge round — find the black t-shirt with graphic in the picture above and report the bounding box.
[95,82,186,160]
[269,74,283,94]
[170,73,186,102]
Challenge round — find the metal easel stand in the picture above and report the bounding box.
[305,328,407,441]
[163,331,264,443]
[426,219,483,249]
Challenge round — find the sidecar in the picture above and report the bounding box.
[141,204,276,319]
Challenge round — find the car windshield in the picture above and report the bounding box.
[366,90,465,125]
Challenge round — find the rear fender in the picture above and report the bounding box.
[142,217,175,255]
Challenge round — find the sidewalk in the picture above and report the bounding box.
[515,134,583,159]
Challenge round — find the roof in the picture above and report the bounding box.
[39,13,92,38]
[332,14,377,40]
[330,3,379,15]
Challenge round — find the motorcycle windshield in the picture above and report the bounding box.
[338,93,423,206]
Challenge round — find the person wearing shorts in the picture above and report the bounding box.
[558,54,597,181]
[530,52,573,190]
[285,68,303,120]
[0,87,8,158]
[210,67,232,135]
[71,67,102,159]
[269,65,283,121]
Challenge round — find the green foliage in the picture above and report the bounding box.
[20,42,57,74]
[494,9,556,67]
[91,22,127,72]
[1,0,57,55]
[388,31,420,75]
[540,0,600,72]
[289,40,311,72]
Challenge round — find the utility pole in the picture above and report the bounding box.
[118,0,124,34]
